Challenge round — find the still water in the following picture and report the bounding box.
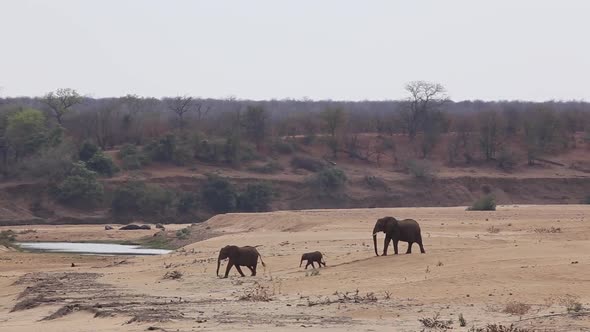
[17,242,172,255]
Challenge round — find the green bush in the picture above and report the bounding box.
[172,144,193,166]
[121,154,143,170]
[176,227,191,240]
[56,162,104,206]
[290,156,325,172]
[79,141,99,162]
[194,139,224,163]
[238,183,274,212]
[111,181,174,217]
[0,230,16,247]
[363,175,389,191]
[177,192,198,214]
[143,134,176,162]
[497,148,517,171]
[312,167,347,191]
[201,175,238,213]
[302,135,316,146]
[6,108,47,158]
[406,159,435,180]
[18,140,76,180]
[248,161,284,174]
[272,140,295,154]
[118,144,149,170]
[86,151,119,177]
[468,195,496,211]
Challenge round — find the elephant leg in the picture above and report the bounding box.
[406,242,413,254]
[235,265,246,277]
[393,240,399,255]
[383,236,391,256]
[246,265,255,276]
[311,261,316,268]
[419,242,426,254]
[321,260,326,267]
[305,261,310,269]
[224,262,234,278]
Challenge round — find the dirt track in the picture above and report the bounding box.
[1,205,589,331]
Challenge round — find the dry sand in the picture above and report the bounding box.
[1,205,589,331]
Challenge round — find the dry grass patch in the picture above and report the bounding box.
[487,225,500,233]
[503,301,531,316]
[239,281,272,302]
[163,270,183,280]
[469,324,532,332]
[558,294,584,313]
[418,312,453,329]
[533,227,561,233]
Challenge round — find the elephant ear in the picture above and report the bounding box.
[384,217,399,234]
[374,217,387,233]
[228,245,239,257]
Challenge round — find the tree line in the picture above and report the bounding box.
[0,82,589,179]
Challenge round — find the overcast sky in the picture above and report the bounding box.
[1,0,589,101]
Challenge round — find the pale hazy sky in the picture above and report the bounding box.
[1,1,589,101]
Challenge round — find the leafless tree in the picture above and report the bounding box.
[321,107,345,137]
[403,81,448,140]
[194,103,212,130]
[479,110,503,161]
[42,88,82,125]
[166,95,193,129]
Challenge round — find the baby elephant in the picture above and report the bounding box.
[299,251,326,269]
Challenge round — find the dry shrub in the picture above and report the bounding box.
[559,294,584,313]
[239,281,271,302]
[163,270,183,280]
[487,225,500,234]
[459,313,467,327]
[533,227,561,234]
[503,301,530,316]
[418,312,453,329]
[307,289,379,306]
[469,324,532,332]
[468,195,496,211]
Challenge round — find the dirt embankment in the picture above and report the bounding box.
[1,175,589,226]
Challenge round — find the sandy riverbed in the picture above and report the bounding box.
[1,205,589,331]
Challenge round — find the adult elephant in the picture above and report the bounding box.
[216,245,266,278]
[372,216,425,256]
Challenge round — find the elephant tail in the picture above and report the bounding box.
[258,252,266,267]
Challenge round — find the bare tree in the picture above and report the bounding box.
[166,96,193,129]
[321,107,345,137]
[479,110,503,161]
[243,105,268,151]
[42,88,82,125]
[403,81,448,140]
[194,103,212,130]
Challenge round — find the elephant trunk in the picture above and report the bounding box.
[216,255,221,277]
[373,233,379,256]
[299,256,303,267]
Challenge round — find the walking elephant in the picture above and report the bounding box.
[372,216,425,256]
[299,251,326,269]
[216,245,266,278]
